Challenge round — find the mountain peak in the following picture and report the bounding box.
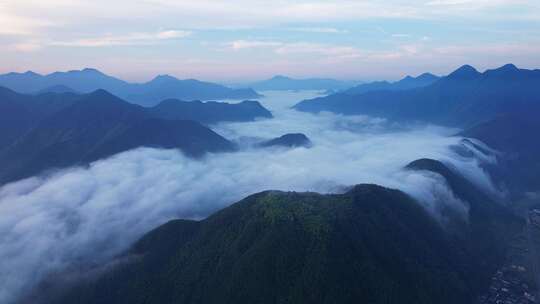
[151,74,179,82]
[259,133,312,148]
[500,63,518,70]
[483,64,522,79]
[23,71,40,76]
[490,63,519,73]
[447,64,480,80]
[271,75,291,80]
[417,73,438,81]
[76,68,105,75]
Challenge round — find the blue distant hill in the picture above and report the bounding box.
[248,75,359,91]
[0,68,261,106]
[294,64,540,127]
[0,87,273,184]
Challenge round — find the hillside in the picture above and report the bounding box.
[0,87,81,147]
[0,89,235,184]
[39,177,521,304]
[460,109,540,194]
[150,99,272,124]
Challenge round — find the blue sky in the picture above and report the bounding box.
[1,0,539,82]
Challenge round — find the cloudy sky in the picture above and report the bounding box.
[1,0,539,82]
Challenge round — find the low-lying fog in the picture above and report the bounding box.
[0,91,497,303]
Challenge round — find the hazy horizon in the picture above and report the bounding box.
[1,0,539,82]
[0,63,532,86]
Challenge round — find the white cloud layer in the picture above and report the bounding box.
[0,91,498,303]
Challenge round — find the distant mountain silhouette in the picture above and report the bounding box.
[259,133,312,148]
[0,86,271,146]
[150,99,272,124]
[0,69,261,106]
[294,64,540,127]
[248,75,359,91]
[42,179,520,304]
[344,73,439,95]
[126,75,262,106]
[0,88,236,184]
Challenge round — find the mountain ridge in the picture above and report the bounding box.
[37,173,521,304]
[247,75,359,91]
[0,88,249,184]
[293,64,540,127]
[0,68,261,106]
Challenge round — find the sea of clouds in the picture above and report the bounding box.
[0,90,498,303]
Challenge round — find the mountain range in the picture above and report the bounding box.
[150,99,272,124]
[0,87,272,184]
[3,63,539,304]
[246,75,359,91]
[343,72,439,95]
[35,159,521,304]
[294,63,540,195]
[0,69,261,107]
[294,64,540,127]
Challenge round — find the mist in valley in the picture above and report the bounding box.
[0,91,498,303]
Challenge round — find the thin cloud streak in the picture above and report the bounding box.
[50,30,192,47]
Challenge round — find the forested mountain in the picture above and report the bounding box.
[39,170,521,304]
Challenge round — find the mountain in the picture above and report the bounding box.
[406,158,522,242]
[0,89,235,184]
[248,75,359,91]
[150,99,272,124]
[0,87,271,151]
[344,72,439,95]
[35,85,78,94]
[294,64,540,127]
[0,69,261,106]
[0,87,80,148]
[88,118,234,161]
[126,75,262,106]
[259,133,312,148]
[39,177,521,304]
[460,108,540,194]
[0,68,129,94]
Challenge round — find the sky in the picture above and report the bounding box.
[0,0,539,82]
